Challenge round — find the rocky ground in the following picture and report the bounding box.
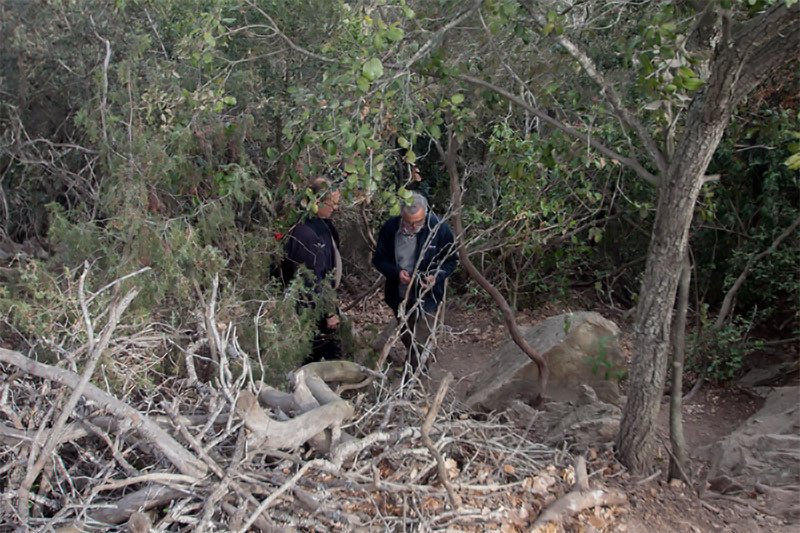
[347,290,799,532]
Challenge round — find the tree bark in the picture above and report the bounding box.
[669,253,691,482]
[616,2,799,472]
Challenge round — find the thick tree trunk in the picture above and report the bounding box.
[616,29,748,472]
[616,3,799,472]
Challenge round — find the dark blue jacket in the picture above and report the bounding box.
[372,212,458,314]
[281,216,339,298]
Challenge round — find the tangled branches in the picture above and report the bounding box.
[0,334,584,532]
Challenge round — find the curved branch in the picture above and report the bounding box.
[519,1,667,176]
[436,123,549,404]
[454,74,660,186]
[714,212,800,329]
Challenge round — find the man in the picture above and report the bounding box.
[281,177,342,363]
[373,191,458,370]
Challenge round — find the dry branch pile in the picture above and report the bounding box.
[0,271,627,532]
[0,339,600,532]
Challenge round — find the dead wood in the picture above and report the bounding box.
[0,347,208,479]
[1,307,588,531]
[421,371,461,510]
[530,456,627,531]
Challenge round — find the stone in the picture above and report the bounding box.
[465,311,625,411]
[701,386,800,518]
[505,385,622,452]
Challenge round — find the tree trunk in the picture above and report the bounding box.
[669,253,691,482]
[616,1,800,471]
[616,20,752,470]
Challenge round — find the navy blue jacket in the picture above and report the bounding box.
[372,212,458,314]
[281,216,339,299]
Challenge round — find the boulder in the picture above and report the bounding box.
[464,312,625,411]
[703,386,800,498]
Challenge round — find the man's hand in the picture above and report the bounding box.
[420,274,435,288]
[326,315,340,329]
[399,270,412,285]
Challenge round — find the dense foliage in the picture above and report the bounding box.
[1,0,797,388]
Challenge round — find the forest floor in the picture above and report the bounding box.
[346,289,798,533]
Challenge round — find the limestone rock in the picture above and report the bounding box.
[504,385,621,451]
[702,386,800,518]
[465,312,625,411]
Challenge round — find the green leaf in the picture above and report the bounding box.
[430,124,441,138]
[543,23,554,36]
[203,32,215,47]
[397,136,410,149]
[344,163,357,173]
[222,96,237,105]
[683,77,704,90]
[450,93,465,105]
[547,10,557,23]
[373,32,386,49]
[784,152,800,170]
[402,6,415,18]
[386,26,404,42]
[357,76,370,92]
[362,57,384,81]
[404,150,416,164]
[398,187,413,199]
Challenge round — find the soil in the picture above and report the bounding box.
[346,292,798,532]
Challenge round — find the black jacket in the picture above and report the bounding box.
[281,216,339,297]
[372,212,458,314]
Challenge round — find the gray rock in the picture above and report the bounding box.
[464,311,625,411]
[702,386,800,517]
[504,385,621,451]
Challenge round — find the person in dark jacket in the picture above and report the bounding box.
[281,177,342,363]
[372,191,457,370]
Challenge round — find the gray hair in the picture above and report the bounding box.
[401,191,428,216]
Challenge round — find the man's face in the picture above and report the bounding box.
[317,190,340,219]
[400,207,425,236]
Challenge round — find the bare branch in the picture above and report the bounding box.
[454,73,660,186]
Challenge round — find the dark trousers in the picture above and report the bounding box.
[303,316,341,365]
[399,308,437,371]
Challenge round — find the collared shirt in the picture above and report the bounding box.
[395,229,418,299]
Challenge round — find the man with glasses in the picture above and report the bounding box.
[373,191,458,371]
[281,177,343,363]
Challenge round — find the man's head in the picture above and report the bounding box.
[400,191,428,236]
[311,177,340,219]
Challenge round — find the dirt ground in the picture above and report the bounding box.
[346,291,798,533]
